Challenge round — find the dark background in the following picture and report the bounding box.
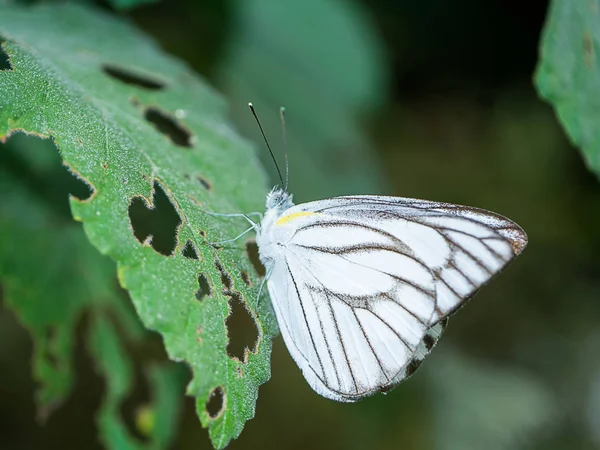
[3,0,600,449]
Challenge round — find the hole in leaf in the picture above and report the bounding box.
[214,260,232,290]
[102,64,165,90]
[240,270,252,287]
[245,241,265,277]
[197,176,211,190]
[182,240,200,260]
[0,133,96,219]
[129,181,182,256]
[226,292,259,362]
[65,166,94,201]
[0,40,12,71]
[206,386,225,419]
[195,274,211,301]
[144,107,193,148]
[119,370,151,444]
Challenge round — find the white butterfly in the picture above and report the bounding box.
[225,104,528,402]
[254,187,527,402]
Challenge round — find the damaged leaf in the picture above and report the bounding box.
[0,3,276,448]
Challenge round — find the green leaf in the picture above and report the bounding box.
[0,3,276,448]
[0,132,181,449]
[535,0,600,177]
[217,0,388,201]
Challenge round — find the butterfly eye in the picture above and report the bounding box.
[266,192,284,209]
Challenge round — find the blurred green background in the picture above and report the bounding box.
[2,0,599,448]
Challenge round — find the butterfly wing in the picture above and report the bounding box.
[265,195,527,401]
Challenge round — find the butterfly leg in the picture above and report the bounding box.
[202,211,261,245]
[256,263,274,309]
[209,225,256,246]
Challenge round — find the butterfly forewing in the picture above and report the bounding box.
[260,194,527,401]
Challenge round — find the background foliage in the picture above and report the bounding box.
[1,0,599,449]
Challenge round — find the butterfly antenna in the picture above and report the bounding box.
[280,106,289,190]
[248,102,285,188]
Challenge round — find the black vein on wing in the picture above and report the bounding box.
[295,243,435,299]
[437,226,509,261]
[310,286,342,390]
[443,233,495,275]
[364,308,405,371]
[292,221,412,254]
[352,309,390,383]
[365,302,414,351]
[288,243,433,328]
[436,273,462,299]
[446,260,477,289]
[287,251,358,394]
[381,291,430,327]
[304,204,520,280]
[289,250,399,395]
[286,259,327,383]
[309,199,522,247]
[314,199,475,217]
[324,289,359,394]
[285,249,420,382]
[274,269,312,364]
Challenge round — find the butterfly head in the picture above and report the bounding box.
[266,187,294,212]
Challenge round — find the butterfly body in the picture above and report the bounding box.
[254,187,527,402]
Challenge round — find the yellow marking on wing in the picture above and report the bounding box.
[275,211,320,226]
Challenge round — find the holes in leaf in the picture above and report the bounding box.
[0,40,12,71]
[197,176,211,190]
[102,64,165,90]
[65,166,94,201]
[214,260,232,290]
[245,241,265,277]
[206,386,225,419]
[240,270,252,287]
[129,181,182,256]
[225,292,259,363]
[195,274,211,301]
[182,240,200,260]
[144,107,193,148]
[0,134,96,220]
